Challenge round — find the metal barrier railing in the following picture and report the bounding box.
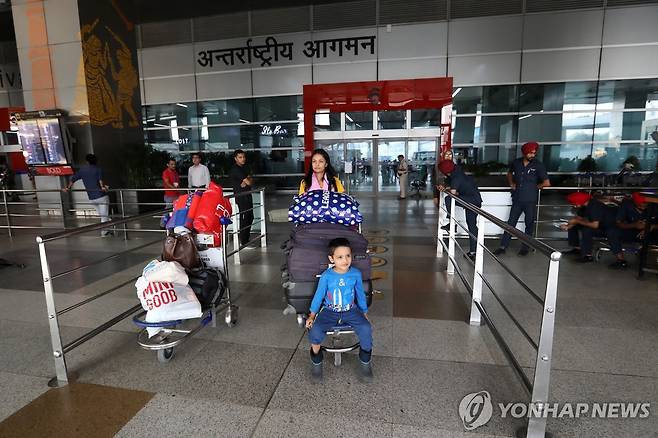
[437,191,561,438]
[435,186,658,243]
[225,187,267,265]
[533,186,658,240]
[0,187,212,236]
[35,187,268,387]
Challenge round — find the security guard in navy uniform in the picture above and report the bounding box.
[437,160,482,261]
[494,142,550,256]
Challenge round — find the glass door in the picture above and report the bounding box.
[346,140,374,193]
[376,139,406,193]
[407,139,437,195]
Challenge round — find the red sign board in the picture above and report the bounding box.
[302,77,453,170]
[0,107,25,131]
[32,166,74,176]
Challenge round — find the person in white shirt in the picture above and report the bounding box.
[397,154,409,199]
[188,153,210,189]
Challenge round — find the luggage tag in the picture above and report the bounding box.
[196,234,215,245]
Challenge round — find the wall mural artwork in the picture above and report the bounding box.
[81,18,139,128]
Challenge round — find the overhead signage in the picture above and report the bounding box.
[198,35,376,68]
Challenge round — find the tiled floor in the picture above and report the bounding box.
[0,195,656,437]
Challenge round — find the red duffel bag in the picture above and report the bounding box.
[193,182,232,246]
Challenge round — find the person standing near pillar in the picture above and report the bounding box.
[397,154,409,199]
[188,153,210,189]
[494,142,550,256]
[63,154,112,236]
[162,158,180,208]
[230,149,254,247]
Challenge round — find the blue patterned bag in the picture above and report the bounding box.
[288,190,363,226]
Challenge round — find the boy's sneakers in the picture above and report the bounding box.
[310,348,323,382]
[358,348,373,383]
[493,247,506,256]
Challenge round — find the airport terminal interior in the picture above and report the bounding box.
[0,0,658,437]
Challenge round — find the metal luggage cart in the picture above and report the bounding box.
[133,294,237,363]
[296,313,360,367]
[133,227,239,363]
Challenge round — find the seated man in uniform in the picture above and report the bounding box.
[561,192,619,263]
[610,192,658,269]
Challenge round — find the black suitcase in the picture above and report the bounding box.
[283,223,371,282]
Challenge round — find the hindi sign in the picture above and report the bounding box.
[197,35,376,69]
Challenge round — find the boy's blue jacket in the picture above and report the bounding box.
[310,267,368,314]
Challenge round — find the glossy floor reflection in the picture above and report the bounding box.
[0,195,656,437]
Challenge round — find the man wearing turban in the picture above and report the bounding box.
[561,192,617,263]
[494,142,550,256]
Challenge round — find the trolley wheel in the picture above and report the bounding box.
[157,347,174,363]
[225,306,238,327]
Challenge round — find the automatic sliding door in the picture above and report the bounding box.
[376,139,406,193]
[408,139,437,194]
[346,140,373,193]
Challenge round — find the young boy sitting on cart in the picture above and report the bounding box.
[305,238,373,382]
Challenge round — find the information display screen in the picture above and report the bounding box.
[17,120,47,165]
[38,118,67,165]
[16,118,69,165]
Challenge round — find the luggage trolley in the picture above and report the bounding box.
[133,229,238,363]
[282,216,372,367]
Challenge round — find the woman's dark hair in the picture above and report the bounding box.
[85,154,97,165]
[303,148,339,192]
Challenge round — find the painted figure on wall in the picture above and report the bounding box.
[82,19,120,127]
[107,26,139,128]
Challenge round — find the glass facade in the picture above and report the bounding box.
[143,79,658,189]
[451,78,658,172]
[143,96,305,189]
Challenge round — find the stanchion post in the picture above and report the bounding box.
[470,214,485,326]
[259,189,267,248]
[230,197,241,265]
[534,189,542,239]
[59,188,66,229]
[36,237,69,387]
[525,251,560,438]
[447,196,456,275]
[436,193,443,257]
[119,190,128,241]
[3,191,11,237]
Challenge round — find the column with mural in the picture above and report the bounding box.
[77,0,143,188]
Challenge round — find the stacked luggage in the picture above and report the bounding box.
[136,182,233,335]
[282,190,373,316]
